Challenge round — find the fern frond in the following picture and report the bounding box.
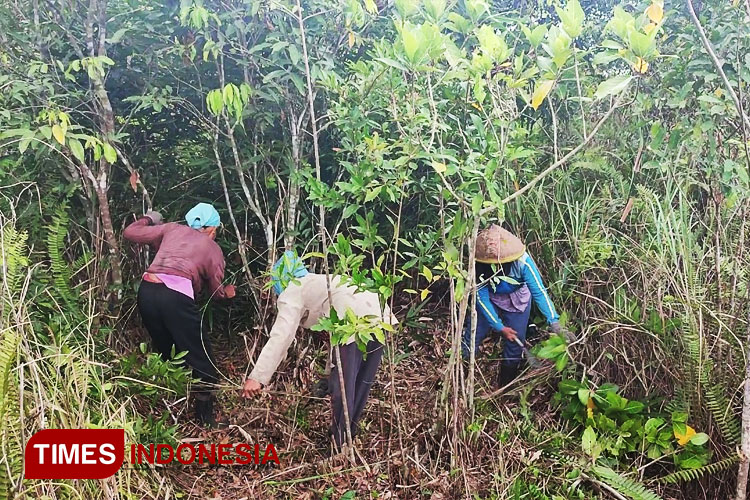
[655,454,741,485]
[592,465,664,500]
[0,330,22,499]
[703,378,741,444]
[46,205,77,307]
[0,224,29,296]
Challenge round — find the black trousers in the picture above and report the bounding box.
[329,340,383,447]
[136,281,218,392]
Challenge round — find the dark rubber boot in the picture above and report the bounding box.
[194,395,227,429]
[498,363,520,388]
[312,377,330,398]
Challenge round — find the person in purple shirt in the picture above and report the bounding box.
[123,202,235,427]
[462,225,567,387]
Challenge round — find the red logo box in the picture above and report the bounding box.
[25,429,125,479]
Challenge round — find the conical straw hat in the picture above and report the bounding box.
[475,224,526,264]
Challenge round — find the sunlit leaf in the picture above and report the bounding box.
[674,424,696,446]
[69,138,85,163]
[582,426,597,455]
[586,396,595,418]
[52,124,65,145]
[364,0,378,14]
[645,2,663,23]
[531,79,554,110]
[399,22,422,64]
[633,57,649,73]
[103,143,117,163]
[594,74,632,99]
[643,22,657,35]
[556,0,585,39]
[690,432,709,446]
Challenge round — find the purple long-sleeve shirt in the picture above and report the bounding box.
[123,217,228,299]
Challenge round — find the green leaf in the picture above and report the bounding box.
[69,138,85,163]
[497,275,520,285]
[109,28,128,44]
[593,51,620,66]
[690,433,709,446]
[582,426,597,456]
[628,30,654,58]
[543,26,572,68]
[342,205,358,219]
[476,25,508,62]
[555,0,585,39]
[594,75,632,100]
[376,57,409,72]
[578,388,591,405]
[223,83,235,105]
[645,418,665,434]
[606,7,635,41]
[39,125,52,140]
[537,344,566,358]
[103,143,117,163]
[364,0,378,14]
[559,379,584,394]
[18,136,32,153]
[364,186,382,202]
[432,161,447,174]
[471,194,483,215]
[625,400,645,414]
[288,45,300,65]
[424,0,446,21]
[400,22,422,64]
[394,0,419,18]
[522,24,548,48]
[601,39,624,50]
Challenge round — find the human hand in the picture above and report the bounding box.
[242,378,262,398]
[500,326,518,342]
[145,210,163,225]
[224,284,236,298]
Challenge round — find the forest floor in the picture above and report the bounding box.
[144,311,561,500]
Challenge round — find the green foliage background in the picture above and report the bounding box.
[1,0,749,498]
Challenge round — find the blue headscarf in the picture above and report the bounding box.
[271,250,308,295]
[185,203,221,229]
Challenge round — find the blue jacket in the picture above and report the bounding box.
[476,252,559,330]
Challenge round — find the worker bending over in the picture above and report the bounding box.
[463,224,564,386]
[124,202,235,427]
[242,251,397,449]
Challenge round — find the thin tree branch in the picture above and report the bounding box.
[484,95,622,211]
[686,0,750,132]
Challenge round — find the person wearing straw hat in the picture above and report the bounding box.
[242,251,398,449]
[123,202,236,427]
[463,224,563,386]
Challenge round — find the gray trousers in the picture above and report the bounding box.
[329,340,383,447]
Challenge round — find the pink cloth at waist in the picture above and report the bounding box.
[490,283,531,313]
[144,273,194,300]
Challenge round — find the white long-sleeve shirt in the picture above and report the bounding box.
[248,273,398,385]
